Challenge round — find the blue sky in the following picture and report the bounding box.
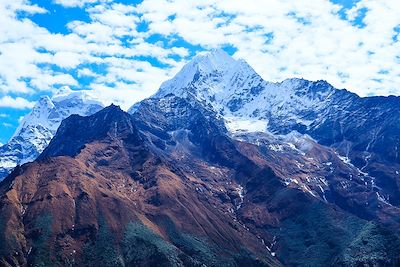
[0,0,399,144]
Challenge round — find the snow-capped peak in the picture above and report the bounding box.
[151,49,338,135]
[12,96,56,139]
[37,95,55,109]
[52,87,103,106]
[155,49,265,112]
[0,89,104,181]
[156,49,254,98]
[12,90,103,140]
[191,49,237,72]
[53,85,74,98]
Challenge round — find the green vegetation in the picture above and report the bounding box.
[121,222,185,266]
[28,213,54,267]
[336,222,400,266]
[159,216,269,267]
[82,218,123,267]
[159,216,226,266]
[0,217,8,256]
[273,203,400,266]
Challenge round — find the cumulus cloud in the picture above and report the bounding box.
[0,96,35,109]
[0,0,399,113]
[1,0,47,14]
[78,68,99,78]
[136,0,400,97]
[53,0,110,8]
[0,0,186,108]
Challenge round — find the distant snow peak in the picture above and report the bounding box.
[53,85,74,97]
[0,89,104,181]
[52,89,103,106]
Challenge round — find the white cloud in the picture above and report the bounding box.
[0,0,399,114]
[0,0,185,108]
[90,57,180,109]
[136,0,400,97]
[52,51,85,69]
[0,96,35,109]
[53,0,110,8]
[78,68,98,78]
[29,73,78,90]
[1,0,47,14]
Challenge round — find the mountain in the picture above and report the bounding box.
[0,89,104,181]
[151,49,333,133]
[1,50,400,266]
[149,49,400,216]
[2,97,400,266]
[0,100,280,266]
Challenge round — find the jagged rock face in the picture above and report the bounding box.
[149,49,400,214]
[303,92,400,207]
[232,131,400,226]
[1,97,400,267]
[0,91,104,181]
[39,105,140,159]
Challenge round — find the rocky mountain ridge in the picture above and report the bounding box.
[149,49,400,209]
[1,96,399,266]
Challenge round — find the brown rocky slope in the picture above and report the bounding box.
[0,96,399,266]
